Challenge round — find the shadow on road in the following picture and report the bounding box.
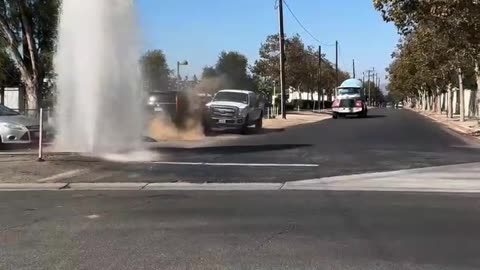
[150,143,312,154]
[206,128,285,137]
[366,115,387,119]
[338,114,386,119]
[0,143,38,152]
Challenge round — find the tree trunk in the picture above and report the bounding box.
[458,68,465,122]
[431,93,435,112]
[447,84,453,118]
[422,89,427,111]
[475,60,480,119]
[0,86,4,105]
[436,88,441,113]
[416,91,422,110]
[24,78,41,114]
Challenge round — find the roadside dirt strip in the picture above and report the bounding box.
[1,162,480,193]
[408,108,480,140]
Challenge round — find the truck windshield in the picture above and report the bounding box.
[339,88,361,95]
[148,92,177,104]
[214,92,248,104]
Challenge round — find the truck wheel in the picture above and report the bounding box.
[332,113,338,119]
[255,115,263,131]
[203,123,212,135]
[241,116,250,134]
[362,109,368,118]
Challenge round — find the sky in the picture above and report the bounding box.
[137,0,399,86]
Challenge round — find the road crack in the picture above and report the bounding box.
[256,223,296,250]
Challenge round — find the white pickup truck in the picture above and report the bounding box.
[204,89,264,134]
[332,79,368,119]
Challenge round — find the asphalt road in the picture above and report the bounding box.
[2,190,480,270]
[66,108,480,183]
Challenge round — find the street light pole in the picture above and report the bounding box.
[366,68,375,106]
[318,45,322,110]
[335,40,339,97]
[177,60,189,80]
[278,0,287,119]
[352,59,356,79]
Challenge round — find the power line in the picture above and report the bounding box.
[282,0,335,47]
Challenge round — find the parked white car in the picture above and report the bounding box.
[0,105,40,145]
[204,90,264,134]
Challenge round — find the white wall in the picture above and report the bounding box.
[3,88,20,110]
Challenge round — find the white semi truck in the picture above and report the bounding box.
[332,79,368,119]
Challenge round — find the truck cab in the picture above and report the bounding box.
[204,89,264,134]
[332,79,368,118]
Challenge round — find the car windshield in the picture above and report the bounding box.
[213,92,248,104]
[339,88,361,95]
[0,105,19,116]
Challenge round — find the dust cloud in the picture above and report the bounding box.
[147,76,228,141]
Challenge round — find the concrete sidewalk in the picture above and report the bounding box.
[411,108,480,138]
[263,110,330,129]
[2,162,480,192]
[0,154,102,183]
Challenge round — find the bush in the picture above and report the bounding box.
[288,99,332,110]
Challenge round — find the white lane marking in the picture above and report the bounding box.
[86,214,100,219]
[152,161,319,167]
[36,169,90,183]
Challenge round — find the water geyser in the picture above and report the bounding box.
[54,0,144,154]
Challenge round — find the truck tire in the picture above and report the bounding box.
[203,123,212,135]
[363,108,368,118]
[332,113,338,119]
[241,116,250,134]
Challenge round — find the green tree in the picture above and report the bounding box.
[140,50,172,91]
[253,34,312,91]
[0,0,60,110]
[374,0,480,119]
[252,33,349,103]
[200,51,254,91]
[201,66,217,79]
[0,46,21,86]
[215,51,253,89]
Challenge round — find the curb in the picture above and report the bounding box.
[0,183,68,191]
[0,151,81,156]
[144,182,284,191]
[67,182,149,190]
[0,182,283,191]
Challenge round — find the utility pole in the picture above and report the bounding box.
[335,41,339,97]
[352,59,356,79]
[372,72,377,106]
[458,68,465,122]
[367,70,372,107]
[177,62,180,80]
[278,0,287,119]
[318,45,323,110]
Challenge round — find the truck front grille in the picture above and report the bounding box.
[211,106,237,118]
[340,99,355,108]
